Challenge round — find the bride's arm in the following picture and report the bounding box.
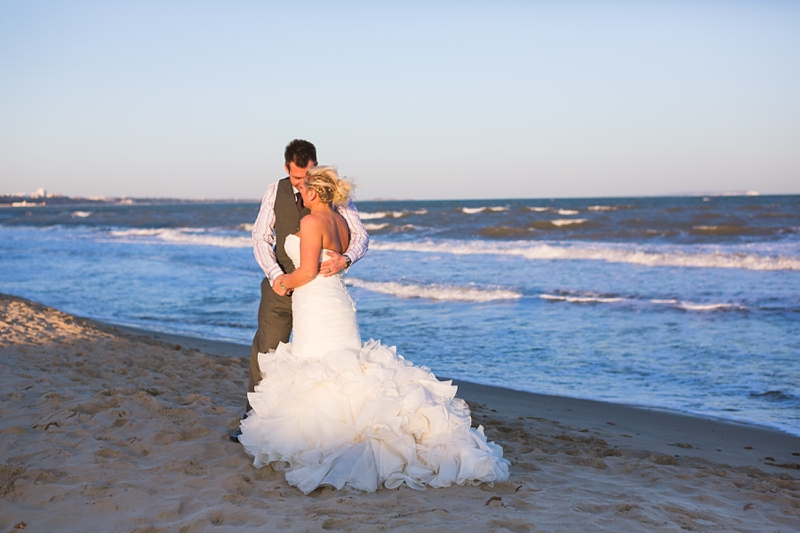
[276,216,323,291]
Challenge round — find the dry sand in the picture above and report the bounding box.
[1,293,799,532]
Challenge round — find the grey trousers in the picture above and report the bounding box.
[246,277,292,411]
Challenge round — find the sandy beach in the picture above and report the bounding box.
[1,292,799,532]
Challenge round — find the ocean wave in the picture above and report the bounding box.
[345,278,522,302]
[586,204,636,211]
[107,227,252,248]
[360,210,420,220]
[540,294,623,303]
[238,223,254,232]
[369,240,800,271]
[550,218,587,227]
[528,219,589,229]
[364,223,390,231]
[71,211,92,218]
[690,225,765,237]
[675,302,742,311]
[479,226,533,238]
[461,206,508,214]
[540,293,745,311]
[650,299,745,311]
[556,209,579,215]
[526,206,550,212]
[749,390,799,403]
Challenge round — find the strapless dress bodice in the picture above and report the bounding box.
[283,234,360,359]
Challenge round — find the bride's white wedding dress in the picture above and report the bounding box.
[239,234,509,494]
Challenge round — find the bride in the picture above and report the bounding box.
[238,166,509,494]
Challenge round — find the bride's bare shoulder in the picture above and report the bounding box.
[299,213,325,230]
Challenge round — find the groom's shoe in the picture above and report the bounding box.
[228,411,248,442]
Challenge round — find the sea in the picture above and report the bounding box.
[1,195,798,436]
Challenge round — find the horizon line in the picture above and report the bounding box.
[5,189,800,204]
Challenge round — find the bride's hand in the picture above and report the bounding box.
[272,275,291,296]
[320,251,347,277]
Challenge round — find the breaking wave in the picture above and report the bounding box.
[360,209,427,220]
[345,278,522,301]
[369,239,800,271]
[107,228,252,248]
[541,293,746,311]
[461,206,509,214]
[364,223,390,231]
[540,294,623,303]
[550,218,587,227]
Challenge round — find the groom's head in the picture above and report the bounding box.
[284,139,318,188]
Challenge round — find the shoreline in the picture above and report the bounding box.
[2,292,799,532]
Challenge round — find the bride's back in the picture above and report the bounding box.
[316,210,350,254]
[301,166,354,255]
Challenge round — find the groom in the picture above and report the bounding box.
[231,139,369,440]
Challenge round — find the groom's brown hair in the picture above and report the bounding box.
[284,139,318,168]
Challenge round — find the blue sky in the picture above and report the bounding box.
[1,1,798,200]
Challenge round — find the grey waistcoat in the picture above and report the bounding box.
[274,177,310,275]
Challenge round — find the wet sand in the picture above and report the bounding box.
[1,293,799,532]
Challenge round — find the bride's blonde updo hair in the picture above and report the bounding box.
[304,166,354,205]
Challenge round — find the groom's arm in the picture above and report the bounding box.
[252,181,284,284]
[339,199,369,266]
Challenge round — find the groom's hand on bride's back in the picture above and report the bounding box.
[320,251,347,277]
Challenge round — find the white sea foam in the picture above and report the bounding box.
[543,294,744,311]
[556,209,579,215]
[71,211,92,218]
[676,302,741,311]
[588,205,616,211]
[108,228,252,248]
[540,294,623,303]
[361,211,408,219]
[110,228,164,237]
[364,223,390,231]
[461,206,507,214]
[346,278,522,301]
[238,223,254,232]
[550,218,587,226]
[369,240,800,271]
[527,206,550,212]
